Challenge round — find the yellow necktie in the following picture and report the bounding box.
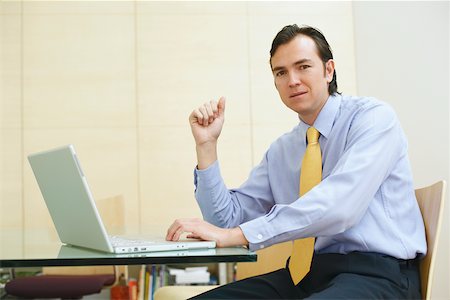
[288,127,322,285]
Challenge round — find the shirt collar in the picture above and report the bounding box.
[298,93,341,140]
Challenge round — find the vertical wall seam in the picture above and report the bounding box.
[20,0,25,254]
[133,0,142,233]
[245,3,255,168]
[350,1,360,96]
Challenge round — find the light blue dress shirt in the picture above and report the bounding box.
[194,94,426,259]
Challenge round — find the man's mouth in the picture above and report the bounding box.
[290,91,307,98]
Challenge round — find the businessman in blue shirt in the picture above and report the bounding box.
[166,24,425,299]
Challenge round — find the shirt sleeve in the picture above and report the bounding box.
[194,152,276,229]
[239,103,407,250]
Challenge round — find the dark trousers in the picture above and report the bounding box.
[191,252,421,299]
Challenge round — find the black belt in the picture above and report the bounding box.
[396,257,420,269]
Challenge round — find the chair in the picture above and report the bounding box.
[4,195,125,299]
[155,181,447,300]
[415,180,446,300]
[4,266,119,299]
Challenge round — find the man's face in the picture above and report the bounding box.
[271,35,334,125]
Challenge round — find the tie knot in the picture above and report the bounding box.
[306,127,320,144]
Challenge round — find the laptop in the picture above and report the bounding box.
[28,144,216,254]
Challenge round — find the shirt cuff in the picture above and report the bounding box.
[193,160,221,189]
[239,216,276,251]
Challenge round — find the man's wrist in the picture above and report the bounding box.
[196,142,218,170]
[230,226,249,247]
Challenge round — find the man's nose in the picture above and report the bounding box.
[288,72,301,87]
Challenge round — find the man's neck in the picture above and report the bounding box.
[298,95,330,125]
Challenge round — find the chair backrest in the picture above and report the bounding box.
[415,181,446,300]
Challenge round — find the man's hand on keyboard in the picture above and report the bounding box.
[166,218,249,248]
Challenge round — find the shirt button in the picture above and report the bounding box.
[257,234,263,240]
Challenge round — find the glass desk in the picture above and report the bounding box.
[0,241,257,268]
[0,245,256,268]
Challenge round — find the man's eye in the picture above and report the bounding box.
[276,71,286,77]
[299,65,310,70]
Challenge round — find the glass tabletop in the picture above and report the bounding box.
[0,236,257,268]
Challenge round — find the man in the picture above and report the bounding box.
[166,24,426,299]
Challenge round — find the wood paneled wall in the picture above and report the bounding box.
[0,1,357,254]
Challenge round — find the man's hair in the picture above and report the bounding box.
[270,24,339,95]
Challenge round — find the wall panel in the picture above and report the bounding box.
[20,1,139,245]
[136,1,252,233]
[2,1,362,261]
[0,0,23,256]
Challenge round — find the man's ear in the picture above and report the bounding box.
[325,59,335,83]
